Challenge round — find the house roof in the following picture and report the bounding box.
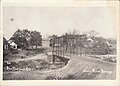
[10,42,17,46]
[87,38,94,42]
[3,37,8,44]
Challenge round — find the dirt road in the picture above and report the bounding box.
[3,54,116,80]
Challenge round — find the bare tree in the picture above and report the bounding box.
[67,29,79,35]
[87,30,99,37]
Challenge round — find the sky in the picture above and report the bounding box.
[3,6,117,40]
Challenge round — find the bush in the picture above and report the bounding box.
[103,57,116,63]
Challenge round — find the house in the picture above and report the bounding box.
[106,41,112,47]
[8,40,17,49]
[87,38,94,42]
[3,37,9,50]
[86,38,95,47]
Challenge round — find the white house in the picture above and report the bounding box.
[8,40,17,49]
[106,41,112,47]
[87,38,94,42]
[86,38,94,47]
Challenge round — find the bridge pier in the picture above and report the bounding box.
[53,55,55,64]
[52,54,70,65]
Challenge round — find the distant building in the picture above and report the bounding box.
[42,38,50,47]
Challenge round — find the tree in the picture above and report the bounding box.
[10,29,29,49]
[30,30,42,49]
[87,30,99,37]
[68,29,79,35]
[72,29,78,35]
[22,29,31,47]
[90,37,110,55]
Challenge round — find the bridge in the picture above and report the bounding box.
[51,34,87,64]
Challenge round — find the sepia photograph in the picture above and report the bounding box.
[2,6,118,80]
